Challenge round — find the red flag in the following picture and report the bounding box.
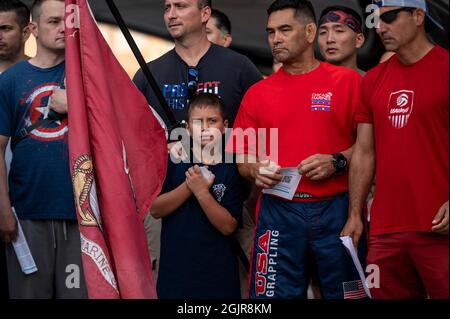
[65,0,167,298]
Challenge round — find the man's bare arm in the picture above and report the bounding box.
[0,135,17,243]
[348,124,376,218]
[150,182,192,219]
[341,124,375,247]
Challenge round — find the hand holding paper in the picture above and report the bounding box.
[340,236,371,298]
[262,167,302,200]
[11,207,38,275]
[254,160,283,189]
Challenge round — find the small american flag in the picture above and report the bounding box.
[343,280,368,299]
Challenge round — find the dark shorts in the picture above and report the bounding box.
[249,193,368,299]
[6,219,88,299]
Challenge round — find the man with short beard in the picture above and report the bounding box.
[133,0,261,127]
[0,0,31,299]
[0,0,30,73]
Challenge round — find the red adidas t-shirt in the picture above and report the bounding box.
[356,46,449,235]
[228,62,361,199]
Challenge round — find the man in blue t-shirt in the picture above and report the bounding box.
[0,0,86,299]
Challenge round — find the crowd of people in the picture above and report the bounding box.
[0,0,448,299]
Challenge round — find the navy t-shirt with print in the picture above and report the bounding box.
[157,156,245,299]
[133,44,262,126]
[0,60,76,220]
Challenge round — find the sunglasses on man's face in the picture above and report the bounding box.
[379,7,416,24]
[187,67,199,100]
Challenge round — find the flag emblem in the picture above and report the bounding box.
[72,154,100,227]
[343,280,368,299]
[311,92,333,111]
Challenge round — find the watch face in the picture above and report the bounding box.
[338,159,347,168]
[333,154,347,171]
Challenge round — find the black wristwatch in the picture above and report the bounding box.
[332,153,348,173]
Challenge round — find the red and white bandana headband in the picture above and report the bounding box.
[319,10,363,34]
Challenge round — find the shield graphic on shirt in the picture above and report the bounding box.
[387,90,414,129]
[24,84,68,142]
[212,184,226,203]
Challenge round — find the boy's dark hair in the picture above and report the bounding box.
[31,0,64,21]
[319,5,364,32]
[211,9,231,35]
[187,93,229,121]
[0,0,30,28]
[267,0,316,24]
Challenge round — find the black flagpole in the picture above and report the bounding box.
[104,0,180,131]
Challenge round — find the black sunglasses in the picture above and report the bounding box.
[379,7,416,24]
[187,67,199,100]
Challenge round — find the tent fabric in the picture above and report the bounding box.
[87,0,449,71]
[23,0,448,71]
[87,0,367,68]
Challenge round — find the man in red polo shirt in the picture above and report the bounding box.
[347,0,448,299]
[228,0,367,299]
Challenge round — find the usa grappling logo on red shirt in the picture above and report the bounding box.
[387,90,414,129]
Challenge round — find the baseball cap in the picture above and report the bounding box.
[374,0,444,31]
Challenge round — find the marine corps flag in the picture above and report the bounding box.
[65,0,167,298]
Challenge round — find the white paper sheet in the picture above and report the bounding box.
[11,207,38,275]
[200,166,212,179]
[340,235,371,298]
[262,167,301,200]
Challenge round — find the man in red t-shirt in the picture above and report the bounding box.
[227,0,368,299]
[348,0,448,299]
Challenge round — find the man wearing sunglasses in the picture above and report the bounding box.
[348,0,448,298]
[133,0,262,127]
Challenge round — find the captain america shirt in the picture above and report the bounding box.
[0,60,76,220]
